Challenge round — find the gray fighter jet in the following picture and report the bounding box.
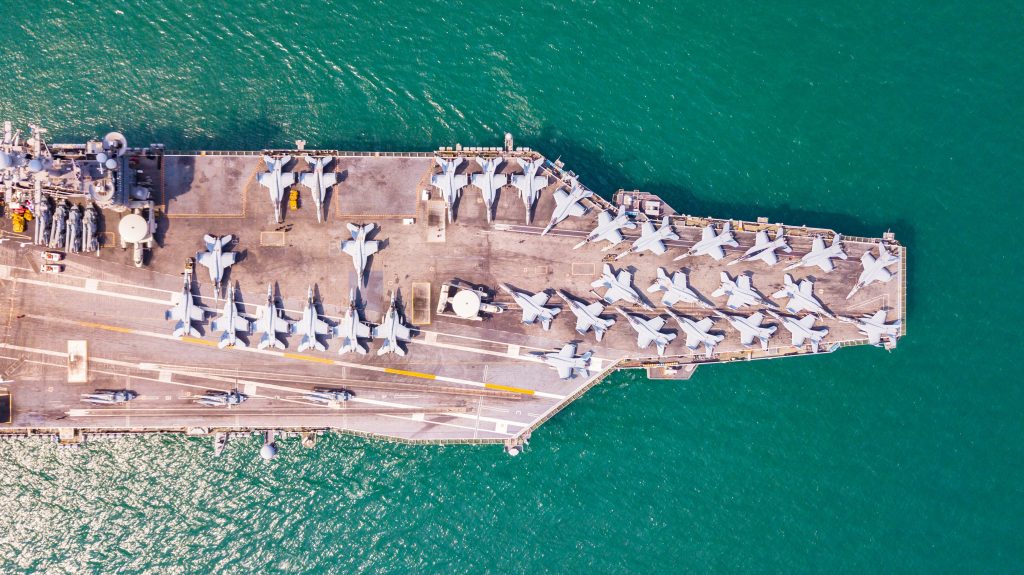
[49,200,67,249]
[299,155,338,223]
[82,203,99,254]
[65,203,81,253]
[729,226,791,266]
[667,310,723,359]
[542,181,593,235]
[574,205,636,249]
[373,292,413,356]
[304,388,354,403]
[772,274,834,318]
[785,234,847,273]
[714,310,776,351]
[510,157,547,224]
[768,311,829,352]
[197,389,248,407]
[537,343,593,380]
[296,286,331,353]
[674,222,738,261]
[840,309,901,346]
[471,156,504,223]
[500,283,561,330]
[196,234,238,300]
[616,308,677,356]
[591,263,650,309]
[165,274,205,338]
[616,216,679,260]
[430,157,468,222]
[211,284,252,349]
[34,196,51,245]
[341,222,381,287]
[257,155,295,223]
[712,272,775,310]
[254,283,293,350]
[646,267,712,308]
[81,390,138,405]
[556,290,615,342]
[847,243,900,299]
[335,290,373,355]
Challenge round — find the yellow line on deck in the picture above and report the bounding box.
[384,367,436,380]
[78,321,134,334]
[483,383,536,396]
[282,353,336,365]
[180,337,218,347]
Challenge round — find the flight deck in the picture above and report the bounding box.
[0,126,906,454]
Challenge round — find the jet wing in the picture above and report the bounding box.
[529,292,550,307]
[220,252,237,268]
[811,236,825,253]
[799,315,818,330]
[281,172,296,188]
[789,331,807,347]
[707,245,726,260]
[567,201,586,218]
[695,318,714,332]
[754,230,769,247]
[188,302,205,322]
[363,241,380,256]
[738,275,752,291]
[636,331,655,349]
[649,241,667,255]
[799,280,814,297]
[210,315,227,333]
[233,316,250,332]
[299,172,317,189]
[575,316,594,333]
[728,293,754,309]
[761,251,779,266]
[556,365,572,379]
[558,344,576,359]
[645,316,666,331]
[641,221,655,237]
[817,258,835,273]
[395,323,412,341]
[597,211,613,226]
[748,312,764,326]
[520,306,540,323]
[322,172,338,188]
[584,302,604,316]
[273,314,291,334]
[869,310,887,323]
[701,226,715,241]
[341,240,358,256]
[196,251,215,270]
[739,328,756,347]
[601,229,624,244]
[354,320,372,339]
[615,269,632,285]
[314,318,330,335]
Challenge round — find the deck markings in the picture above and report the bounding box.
[0,348,533,432]
[21,313,565,401]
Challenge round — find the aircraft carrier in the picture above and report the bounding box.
[0,124,906,456]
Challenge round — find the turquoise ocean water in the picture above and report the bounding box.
[1,2,1022,573]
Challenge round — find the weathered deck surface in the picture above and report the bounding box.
[0,151,905,444]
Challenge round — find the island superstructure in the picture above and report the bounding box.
[0,124,906,455]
